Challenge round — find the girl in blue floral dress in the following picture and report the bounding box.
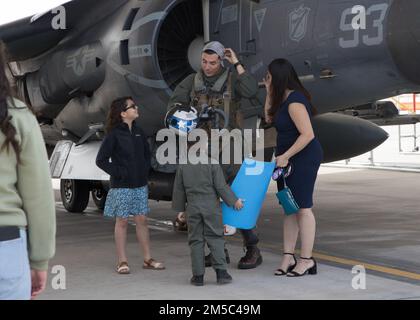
[96,97,165,274]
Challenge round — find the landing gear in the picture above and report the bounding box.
[60,179,90,213]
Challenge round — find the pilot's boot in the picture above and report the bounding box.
[205,248,230,267]
[237,228,262,269]
[237,245,263,269]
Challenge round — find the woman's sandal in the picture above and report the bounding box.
[116,261,130,274]
[287,257,317,277]
[143,258,165,270]
[274,253,297,276]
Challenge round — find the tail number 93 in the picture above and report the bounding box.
[339,3,389,49]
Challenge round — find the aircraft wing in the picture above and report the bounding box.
[0,0,128,61]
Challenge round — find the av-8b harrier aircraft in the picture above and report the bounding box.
[0,0,419,212]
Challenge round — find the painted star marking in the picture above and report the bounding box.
[178,120,187,129]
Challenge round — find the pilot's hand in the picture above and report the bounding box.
[276,155,289,168]
[224,48,239,65]
[263,73,272,93]
[234,199,244,210]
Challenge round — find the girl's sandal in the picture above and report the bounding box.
[143,258,165,270]
[116,261,130,274]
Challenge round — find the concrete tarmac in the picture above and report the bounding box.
[39,167,420,300]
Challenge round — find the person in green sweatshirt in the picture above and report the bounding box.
[0,41,56,300]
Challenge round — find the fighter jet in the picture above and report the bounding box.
[1,0,419,212]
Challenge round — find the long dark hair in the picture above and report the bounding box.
[267,58,317,118]
[106,96,133,133]
[0,41,21,162]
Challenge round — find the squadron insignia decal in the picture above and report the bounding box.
[254,8,267,33]
[66,45,95,76]
[289,5,311,42]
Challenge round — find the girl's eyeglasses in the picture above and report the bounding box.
[125,104,138,111]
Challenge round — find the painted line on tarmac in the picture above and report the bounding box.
[226,236,420,282]
[311,252,420,281]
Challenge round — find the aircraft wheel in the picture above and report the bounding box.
[91,188,107,211]
[60,179,90,213]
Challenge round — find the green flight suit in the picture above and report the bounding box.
[167,67,259,129]
[168,67,258,181]
[172,160,238,276]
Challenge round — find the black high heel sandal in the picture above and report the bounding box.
[287,257,317,277]
[274,253,297,276]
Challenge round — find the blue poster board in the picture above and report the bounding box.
[222,159,275,229]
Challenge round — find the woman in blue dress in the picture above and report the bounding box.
[264,59,323,277]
